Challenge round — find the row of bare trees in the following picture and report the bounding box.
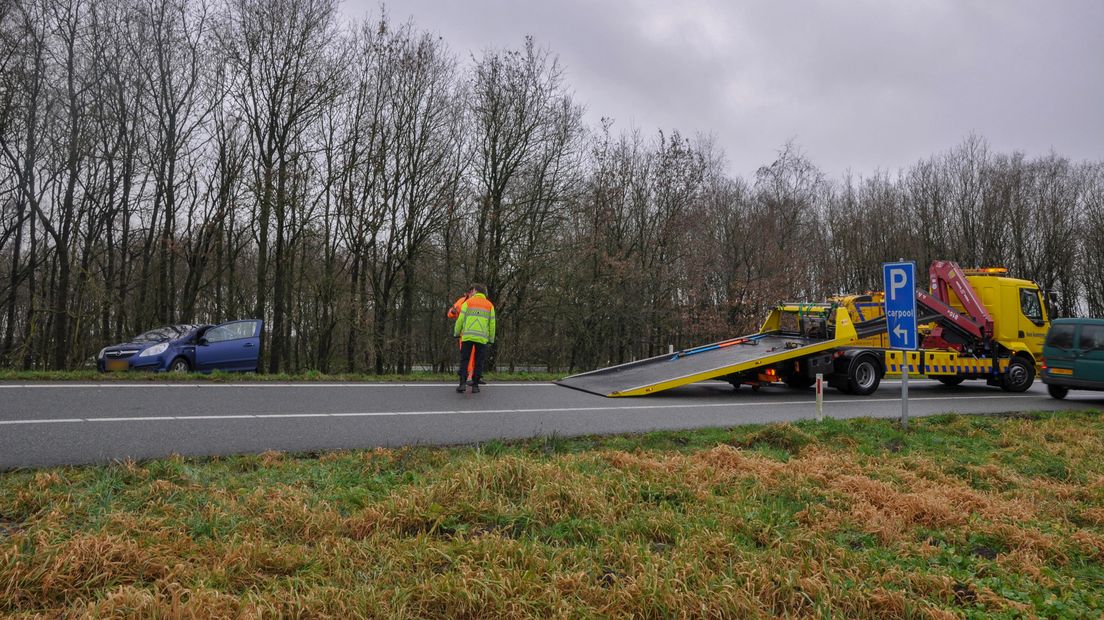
[2,0,1103,373]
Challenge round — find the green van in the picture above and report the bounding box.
[1041,318,1104,399]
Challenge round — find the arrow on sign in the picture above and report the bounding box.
[893,324,909,342]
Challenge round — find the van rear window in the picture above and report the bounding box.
[1046,325,1075,349]
[1082,325,1104,350]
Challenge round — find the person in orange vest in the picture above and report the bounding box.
[447,291,479,381]
[453,283,496,393]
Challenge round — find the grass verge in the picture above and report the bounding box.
[0,369,562,382]
[2,411,1103,618]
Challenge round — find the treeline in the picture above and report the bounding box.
[2,0,1103,373]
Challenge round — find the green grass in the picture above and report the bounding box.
[2,411,1103,618]
[0,369,563,382]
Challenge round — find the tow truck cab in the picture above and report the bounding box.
[957,270,1048,363]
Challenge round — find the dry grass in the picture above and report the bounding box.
[2,412,1103,618]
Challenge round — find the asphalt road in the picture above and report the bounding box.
[1,379,1100,469]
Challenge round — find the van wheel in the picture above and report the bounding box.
[1000,357,1034,392]
[1047,385,1069,400]
[170,357,191,373]
[847,356,882,396]
[936,376,965,387]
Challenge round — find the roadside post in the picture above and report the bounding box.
[815,373,824,421]
[883,261,918,430]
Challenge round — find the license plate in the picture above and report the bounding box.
[1049,368,1073,376]
[105,359,129,372]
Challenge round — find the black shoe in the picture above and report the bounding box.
[472,384,480,393]
[456,380,467,393]
[477,378,487,385]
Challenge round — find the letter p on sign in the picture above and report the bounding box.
[889,268,908,300]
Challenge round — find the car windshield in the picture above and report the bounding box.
[133,325,195,343]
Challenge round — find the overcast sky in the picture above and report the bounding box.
[343,1,1104,178]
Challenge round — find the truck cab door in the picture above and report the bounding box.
[1017,288,1047,356]
[1073,324,1104,385]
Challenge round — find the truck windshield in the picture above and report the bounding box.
[1020,289,1043,324]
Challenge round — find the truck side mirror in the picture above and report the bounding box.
[1046,291,1060,318]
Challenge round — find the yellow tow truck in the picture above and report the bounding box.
[558,261,1050,397]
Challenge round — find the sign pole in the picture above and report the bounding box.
[900,357,909,430]
[815,373,824,422]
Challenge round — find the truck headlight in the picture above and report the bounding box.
[139,343,169,357]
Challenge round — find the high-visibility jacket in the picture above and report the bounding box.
[447,295,467,320]
[454,293,495,344]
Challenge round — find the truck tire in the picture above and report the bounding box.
[936,376,965,387]
[847,356,882,396]
[1047,384,1068,400]
[1000,356,1034,393]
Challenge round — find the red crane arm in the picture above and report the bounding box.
[928,261,994,339]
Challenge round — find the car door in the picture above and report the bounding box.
[195,320,262,372]
[1073,324,1104,386]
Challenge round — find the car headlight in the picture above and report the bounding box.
[98,347,107,359]
[139,343,169,357]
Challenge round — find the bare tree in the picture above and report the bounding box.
[217,0,341,372]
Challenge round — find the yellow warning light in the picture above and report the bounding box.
[963,267,1008,275]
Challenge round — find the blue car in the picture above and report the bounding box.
[97,320,264,373]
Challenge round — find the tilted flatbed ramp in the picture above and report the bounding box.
[557,306,861,397]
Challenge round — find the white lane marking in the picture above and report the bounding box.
[0,383,552,389]
[89,416,176,422]
[0,418,84,425]
[0,394,1053,426]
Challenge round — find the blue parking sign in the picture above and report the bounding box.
[883,261,918,350]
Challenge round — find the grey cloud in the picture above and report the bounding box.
[345,0,1104,176]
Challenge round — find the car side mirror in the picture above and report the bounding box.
[198,337,209,346]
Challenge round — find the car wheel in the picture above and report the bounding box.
[1047,384,1069,400]
[1000,356,1034,393]
[170,357,191,373]
[847,356,882,396]
[936,376,965,387]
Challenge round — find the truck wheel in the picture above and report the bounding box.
[1047,384,1068,400]
[1000,357,1034,392]
[936,376,965,387]
[847,356,882,396]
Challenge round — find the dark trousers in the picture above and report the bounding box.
[458,341,487,382]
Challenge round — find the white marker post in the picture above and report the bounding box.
[815,373,824,422]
